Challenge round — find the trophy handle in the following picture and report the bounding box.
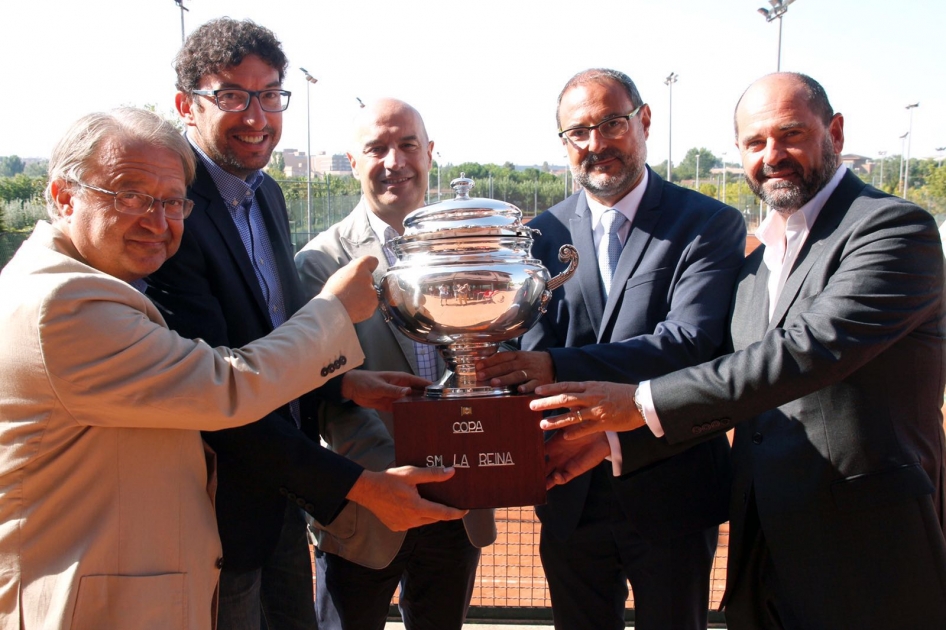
[375,285,393,323]
[546,244,579,292]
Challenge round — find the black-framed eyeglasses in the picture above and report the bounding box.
[558,104,646,148]
[192,88,292,113]
[76,182,194,220]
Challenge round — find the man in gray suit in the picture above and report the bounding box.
[532,72,946,629]
[295,98,495,630]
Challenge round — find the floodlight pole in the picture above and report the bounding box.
[904,103,919,199]
[300,68,318,238]
[664,72,678,182]
[174,0,189,44]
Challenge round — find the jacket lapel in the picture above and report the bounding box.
[600,167,662,334]
[341,204,419,373]
[767,171,863,330]
[569,193,605,340]
[190,159,269,319]
[257,179,306,315]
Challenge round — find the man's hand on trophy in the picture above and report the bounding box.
[530,381,645,439]
[346,466,468,531]
[545,431,611,488]
[341,370,431,412]
[475,350,555,393]
[319,255,380,323]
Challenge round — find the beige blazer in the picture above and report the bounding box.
[0,222,364,630]
[295,203,496,570]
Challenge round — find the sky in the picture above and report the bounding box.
[4,0,944,170]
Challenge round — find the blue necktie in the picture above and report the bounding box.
[599,209,627,298]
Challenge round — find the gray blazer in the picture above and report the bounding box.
[295,202,497,569]
[648,171,946,625]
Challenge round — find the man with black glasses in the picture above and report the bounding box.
[476,68,745,629]
[147,19,463,630]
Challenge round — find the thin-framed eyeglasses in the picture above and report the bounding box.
[76,182,194,220]
[558,104,645,148]
[191,88,292,113]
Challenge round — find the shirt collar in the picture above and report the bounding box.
[756,164,847,254]
[188,135,264,208]
[584,167,649,229]
[364,200,402,248]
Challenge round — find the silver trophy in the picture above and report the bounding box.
[378,175,578,398]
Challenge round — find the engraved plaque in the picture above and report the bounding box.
[393,395,547,509]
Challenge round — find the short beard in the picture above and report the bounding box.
[573,148,646,201]
[747,135,838,214]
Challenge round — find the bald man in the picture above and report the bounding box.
[295,99,496,630]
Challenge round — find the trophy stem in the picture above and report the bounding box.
[425,342,513,398]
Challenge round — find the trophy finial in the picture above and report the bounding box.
[451,173,475,199]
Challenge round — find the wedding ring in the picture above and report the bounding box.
[520,370,528,381]
[575,409,584,423]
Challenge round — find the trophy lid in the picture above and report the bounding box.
[400,174,534,241]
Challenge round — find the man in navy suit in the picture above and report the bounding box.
[146,19,465,630]
[476,68,745,629]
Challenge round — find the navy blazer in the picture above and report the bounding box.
[146,157,362,570]
[524,167,744,541]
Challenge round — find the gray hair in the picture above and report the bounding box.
[45,108,195,219]
[556,68,644,130]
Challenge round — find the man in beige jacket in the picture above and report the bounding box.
[0,108,464,630]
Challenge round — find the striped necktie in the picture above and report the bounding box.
[599,208,627,298]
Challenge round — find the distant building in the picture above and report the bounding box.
[313,153,352,177]
[282,149,308,177]
[841,154,871,174]
[280,149,352,178]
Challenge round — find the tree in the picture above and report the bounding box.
[266,152,286,180]
[0,174,43,203]
[928,163,946,201]
[0,156,25,178]
[674,148,718,182]
[23,161,48,177]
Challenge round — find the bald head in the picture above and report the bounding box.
[734,72,843,213]
[347,98,433,229]
[734,72,834,138]
[352,99,429,147]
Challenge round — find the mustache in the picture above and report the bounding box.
[760,159,803,180]
[581,149,625,169]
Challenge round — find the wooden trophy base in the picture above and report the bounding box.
[393,395,547,509]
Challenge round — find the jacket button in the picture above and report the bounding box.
[340,356,347,365]
[320,368,328,377]
[752,432,763,444]
[278,487,288,496]
[287,492,297,501]
[710,420,721,429]
[691,426,702,435]
[215,557,224,569]
[305,503,316,513]
[333,359,341,370]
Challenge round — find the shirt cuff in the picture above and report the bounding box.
[605,431,623,476]
[637,381,665,438]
